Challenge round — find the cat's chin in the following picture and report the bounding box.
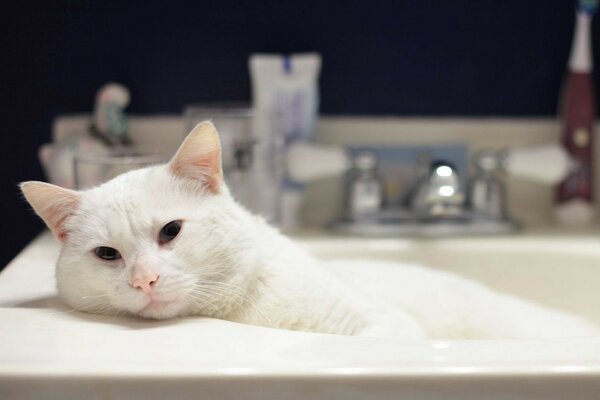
[135,299,186,320]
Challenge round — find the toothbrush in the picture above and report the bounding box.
[555,0,598,224]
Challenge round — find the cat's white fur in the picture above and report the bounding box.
[21,122,599,339]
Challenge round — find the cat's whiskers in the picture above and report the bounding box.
[191,284,250,314]
[186,296,219,315]
[72,291,128,317]
[184,290,221,315]
[189,267,277,327]
[192,282,275,326]
[197,269,231,279]
[192,285,247,312]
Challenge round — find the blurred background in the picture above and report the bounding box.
[1,0,599,268]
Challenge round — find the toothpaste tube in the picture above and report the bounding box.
[250,53,321,230]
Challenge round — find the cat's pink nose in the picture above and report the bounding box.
[130,273,159,294]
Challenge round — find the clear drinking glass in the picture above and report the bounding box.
[73,146,170,189]
[184,103,283,223]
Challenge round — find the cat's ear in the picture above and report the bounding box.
[20,181,81,241]
[168,121,223,192]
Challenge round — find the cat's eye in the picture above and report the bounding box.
[94,246,121,261]
[159,220,182,244]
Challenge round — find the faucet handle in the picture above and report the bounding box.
[473,145,574,185]
[470,149,506,220]
[346,151,384,220]
[472,148,505,173]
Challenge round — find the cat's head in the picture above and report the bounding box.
[21,122,257,319]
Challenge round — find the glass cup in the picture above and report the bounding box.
[73,145,171,189]
[184,103,283,223]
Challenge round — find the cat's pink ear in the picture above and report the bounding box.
[20,181,81,241]
[168,121,223,192]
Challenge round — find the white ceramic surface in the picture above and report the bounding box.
[1,231,599,399]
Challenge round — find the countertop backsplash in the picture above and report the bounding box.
[51,115,600,229]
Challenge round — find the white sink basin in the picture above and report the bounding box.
[1,231,599,399]
[303,234,600,327]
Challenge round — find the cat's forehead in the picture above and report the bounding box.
[66,166,172,244]
[89,166,163,202]
[69,164,216,247]
[77,166,174,224]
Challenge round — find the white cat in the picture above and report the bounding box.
[21,122,599,339]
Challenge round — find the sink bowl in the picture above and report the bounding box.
[0,231,599,399]
[303,234,600,327]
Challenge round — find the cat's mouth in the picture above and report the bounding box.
[141,299,174,310]
[136,297,182,318]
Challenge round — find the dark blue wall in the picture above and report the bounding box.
[1,0,599,267]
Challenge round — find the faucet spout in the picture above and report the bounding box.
[410,161,465,219]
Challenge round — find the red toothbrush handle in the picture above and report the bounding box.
[557,71,596,202]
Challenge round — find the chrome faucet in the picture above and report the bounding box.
[336,149,517,237]
[409,161,465,219]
